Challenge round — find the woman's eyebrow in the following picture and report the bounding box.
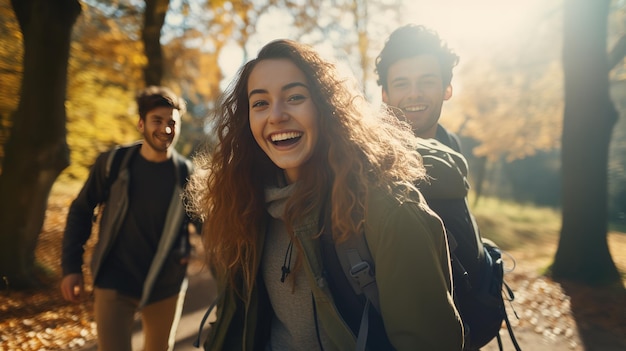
[248,88,267,99]
[248,82,309,99]
[282,82,308,91]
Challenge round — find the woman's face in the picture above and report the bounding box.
[248,58,319,184]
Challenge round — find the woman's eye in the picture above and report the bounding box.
[288,94,305,102]
[251,100,267,108]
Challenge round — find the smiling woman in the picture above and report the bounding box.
[185,39,464,351]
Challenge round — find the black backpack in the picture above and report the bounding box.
[323,139,520,351]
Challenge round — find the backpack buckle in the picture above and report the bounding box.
[350,261,375,289]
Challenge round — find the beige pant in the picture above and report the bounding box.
[93,282,187,351]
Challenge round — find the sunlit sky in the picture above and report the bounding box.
[404,0,547,51]
[212,0,551,92]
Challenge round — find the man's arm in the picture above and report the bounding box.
[60,151,111,296]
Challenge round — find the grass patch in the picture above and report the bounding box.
[468,195,561,250]
[609,221,626,234]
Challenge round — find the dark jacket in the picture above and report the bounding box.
[203,185,463,351]
[429,124,484,277]
[435,124,462,153]
[61,142,193,308]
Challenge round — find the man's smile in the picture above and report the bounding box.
[404,105,427,112]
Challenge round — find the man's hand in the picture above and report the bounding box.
[60,273,84,303]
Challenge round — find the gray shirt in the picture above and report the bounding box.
[262,184,331,351]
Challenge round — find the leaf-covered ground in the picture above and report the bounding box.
[1,190,625,351]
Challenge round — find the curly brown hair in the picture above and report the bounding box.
[186,39,426,293]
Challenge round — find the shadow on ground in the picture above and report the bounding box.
[562,281,626,351]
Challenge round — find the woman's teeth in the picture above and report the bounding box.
[271,131,303,142]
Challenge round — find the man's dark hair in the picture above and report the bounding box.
[375,24,460,90]
[136,85,187,120]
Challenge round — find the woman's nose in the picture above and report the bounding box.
[269,104,289,123]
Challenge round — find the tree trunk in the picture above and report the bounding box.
[471,156,487,206]
[0,0,81,289]
[142,0,169,86]
[552,0,620,285]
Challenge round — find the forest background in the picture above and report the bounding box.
[0,0,625,292]
[2,0,625,216]
[0,0,625,350]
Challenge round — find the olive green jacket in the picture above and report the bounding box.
[204,186,464,351]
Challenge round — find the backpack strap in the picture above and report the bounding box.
[104,142,141,196]
[323,222,379,351]
[193,291,223,348]
[93,143,138,222]
[483,241,522,351]
[104,145,122,182]
[335,236,380,313]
